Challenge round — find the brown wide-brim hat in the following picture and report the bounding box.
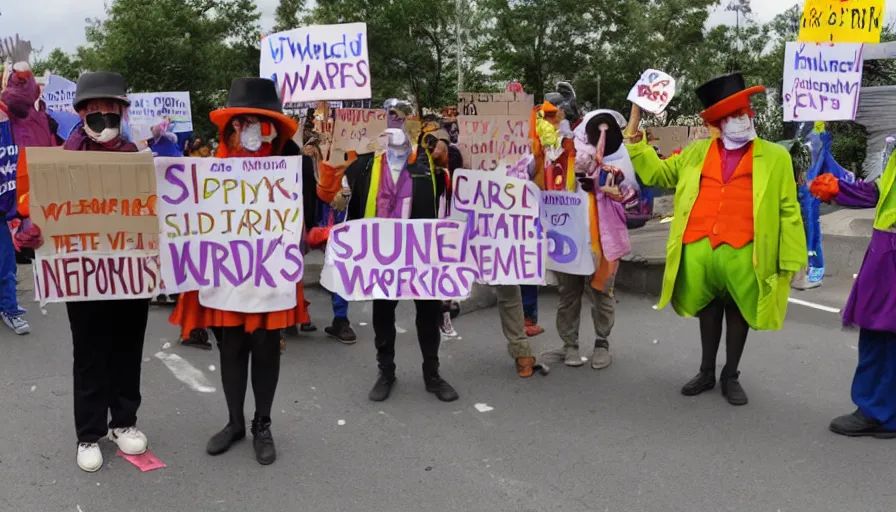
[209,78,298,139]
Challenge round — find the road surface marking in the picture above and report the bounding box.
[787,297,841,314]
[154,352,216,393]
[474,403,494,413]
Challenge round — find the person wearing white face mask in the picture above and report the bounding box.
[625,72,807,406]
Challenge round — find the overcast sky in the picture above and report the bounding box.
[0,0,893,55]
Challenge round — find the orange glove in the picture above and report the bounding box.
[809,174,839,202]
[306,226,331,248]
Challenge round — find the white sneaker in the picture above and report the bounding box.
[1,313,30,335]
[77,443,103,472]
[108,426,148,455]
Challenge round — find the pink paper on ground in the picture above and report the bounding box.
[116,449,167,472]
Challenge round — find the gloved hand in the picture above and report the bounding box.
[329,188,350,212]
[11,220,42,249]
[809,174,839,202]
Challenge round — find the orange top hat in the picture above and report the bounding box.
[209,78,298,139]
[696,72,765,124]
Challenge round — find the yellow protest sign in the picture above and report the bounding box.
[798,0,884,43]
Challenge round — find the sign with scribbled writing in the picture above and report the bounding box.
[457,92,534,117]
[320,218,477,300]
[42,74,77,115]
[457,115,532,170]
[798,0,884,43]
[782,42,864,122]
[627,69,676,115]
[27,148,160,303]
[541,190,594,276]
[0,119,18,218]
[155,156,304,312]
[451,169,545,285]
[330,108,386,162]
[128,91,193,141]
[261,23,371,104]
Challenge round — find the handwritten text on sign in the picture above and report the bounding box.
[541,190,594,276]
[330,108,386,162]
[798,0,884,44]
[456,116,531,171]
[261,23,371,103]
[155,156,304,313]
[42,74,77,115]
[452,169,544,285]
[320,218,477,301]
[782,42,864,122]
[128,92,193,141]
[27,148,160,303]
[627,69,676,115]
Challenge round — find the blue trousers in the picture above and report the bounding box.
[0,226,22,316]
[332,293,348,320]
[520,285,538,321]
[852,329,896,430]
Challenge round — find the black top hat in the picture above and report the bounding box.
[73,72,130,111]
[223,77,284,113]
[695,72,766,123]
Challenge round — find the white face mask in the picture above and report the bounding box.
[240,122,263,151]
[720,114,757,150]
[85,125,120,144]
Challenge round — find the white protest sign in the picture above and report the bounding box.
[260,23,371,104]
[128,91,194,141]
[541,189,594,276]
[451,169,545,285]
[321,218,477,301]
[155,156,304,313]
[627,69,676,115]
[42,74,77,114]
[782,42,864,122]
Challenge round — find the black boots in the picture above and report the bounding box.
[251,416,276,465]
[369,372,397,402]
[720,371,748,406]
[206,422,246,455]
[325,317,358,344]
[681,369,716,396]
[830,409,896,439]
[423,364,459,402]
[682,368,749,406]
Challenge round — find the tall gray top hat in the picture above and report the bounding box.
[73,72,130,111]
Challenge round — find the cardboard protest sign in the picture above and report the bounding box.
[798,0,884,44]
[456,115,532,170]
[128,92,193,141]
[627,69,676,115]
[329,108,386,162]
[27,148,160,303]
[782,42,864,122]
[261,23,371,104]
[541,190,594,276]
[457,92,534,117]
[451,169,545,285]
[320,218,477,301]
[155,156,304,313]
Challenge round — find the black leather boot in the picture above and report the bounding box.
[369,372,396,402]
[681,368,716,396]
[206,422,246,455]
[830,409,896,439]
[720,371,748,406]
[423,364,458,402]
[251,415,276,465]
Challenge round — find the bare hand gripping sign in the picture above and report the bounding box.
[155,156,304,313]
[320,219,478,301]
[28,148,160,303]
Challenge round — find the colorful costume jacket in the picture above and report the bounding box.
[627,137,807,330]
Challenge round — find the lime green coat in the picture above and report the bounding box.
[627,137,808,331]
[873,152,896,231]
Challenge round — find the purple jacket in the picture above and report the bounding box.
[1,74,57,149]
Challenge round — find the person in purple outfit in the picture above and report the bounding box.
[810,153,896,439]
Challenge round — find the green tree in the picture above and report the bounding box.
[274,0,305,32]
[32,48,83,81]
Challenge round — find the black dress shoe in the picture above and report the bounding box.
[251,417,277,465]
[720,372,748,406]
[830,409,896,439]
[423,370,459,402]
[369,372,396,402]
[681,370,716,396]
[206,423,246,455]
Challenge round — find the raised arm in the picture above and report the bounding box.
[810,173,880,209]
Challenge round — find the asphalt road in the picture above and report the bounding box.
[1,280,894,512]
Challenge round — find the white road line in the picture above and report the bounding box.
[787,297,841,314]
[154,352,217,393]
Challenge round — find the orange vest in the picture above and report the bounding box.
[682,141,754,249]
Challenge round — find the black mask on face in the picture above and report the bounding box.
[85,112,122,133]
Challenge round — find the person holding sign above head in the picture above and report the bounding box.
[343,126,458,403]
[169,78,311,465]
[625,72,807,406]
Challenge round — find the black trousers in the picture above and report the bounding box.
[373,300,441,373]
[219,327,281,426]
[68,299,149,443]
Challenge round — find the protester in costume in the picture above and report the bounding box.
[343,127,458,402]
[626,73,807,405]
[145,120,182,158]
[811,153,896,438]
[170,78,310,464]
